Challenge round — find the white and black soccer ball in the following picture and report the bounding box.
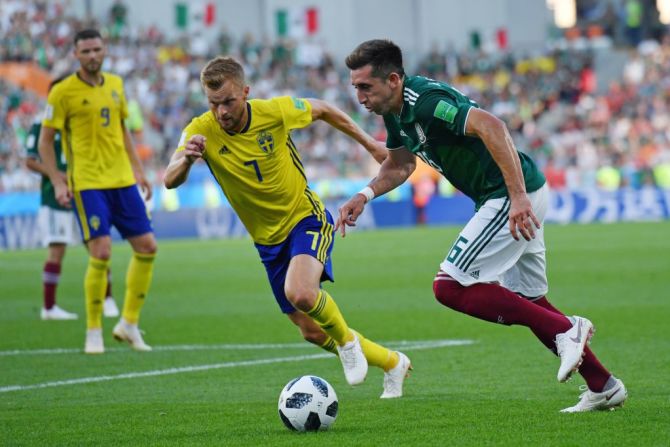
[277,375,338,432]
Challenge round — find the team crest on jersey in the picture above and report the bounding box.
[415,123,427,144]
[111,90,120,104]
[89,215,101,231]
[257,130,274,154]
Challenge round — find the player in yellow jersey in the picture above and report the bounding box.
[38,29,157,354]
[164,56,412,397]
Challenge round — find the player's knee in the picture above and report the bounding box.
[142,241,158,255]
[129,233,158,255]
[88,238,112,260]
[285,286,318,312]
[135,239,158,255]
[91,250,111,261]
[433,275,465,309]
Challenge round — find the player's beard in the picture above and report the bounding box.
[366,102,391,116]
[217,106,246,133]
[368,103,387,115]
[366,92,397,116]
[218,112,241,133]
[83,60,102,77]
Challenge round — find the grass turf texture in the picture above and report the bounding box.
[1,222,669,446]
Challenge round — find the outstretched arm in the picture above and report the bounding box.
[164,135,206,189]
[465,107,540,241]
[335,147,416,237]
[308,98,387,164]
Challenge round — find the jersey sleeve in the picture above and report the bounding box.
[42,84,66,130]
[175,119,202,153]
[414,91,474,137]
[276,96,313,130]
[382,114,404,150]
[24,122,41,159]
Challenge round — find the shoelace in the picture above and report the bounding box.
[383,361,404,390]
[340,344,358,367]
[384,369,400,385]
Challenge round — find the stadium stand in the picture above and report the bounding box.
[1,0,670,196]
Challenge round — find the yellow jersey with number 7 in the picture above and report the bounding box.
[176,96,326,245]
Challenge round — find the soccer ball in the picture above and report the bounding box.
[277,375,338,432]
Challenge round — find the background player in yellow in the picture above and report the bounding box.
[164,56,411,398]
[38,29,157,354]
[25,76,120,322]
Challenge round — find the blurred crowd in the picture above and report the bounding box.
[1,0,670,194]
[418,41,670,191]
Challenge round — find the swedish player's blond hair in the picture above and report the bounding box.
[200,56,245,90]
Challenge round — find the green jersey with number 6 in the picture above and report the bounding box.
[383,76,545,209]
[25,120,70,211]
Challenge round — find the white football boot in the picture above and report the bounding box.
[555,316,594,382]
[40,305,78,320]
[112,319,152,352]
[103,297,120,318]
[84,328,104,354]
[337,333,368,385]
[561,377,627,413]
[380,351,412,399]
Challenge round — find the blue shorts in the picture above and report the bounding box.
[255,211,335,314]
[72,185,153,242]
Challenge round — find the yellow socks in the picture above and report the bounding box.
[354,330,399,372]
[319,337,338,355]
[84,252,154,328]
[122,252,155,324]
[305,292,399,370]
[306,290,354,346]
[85,257,109,329]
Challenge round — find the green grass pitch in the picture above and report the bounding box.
[1,222,669,446]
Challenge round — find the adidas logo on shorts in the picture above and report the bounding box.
[469,270,480,279]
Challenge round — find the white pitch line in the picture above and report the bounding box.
[0,339,475,357]
[0,339,473,394]
[0,343,310,356]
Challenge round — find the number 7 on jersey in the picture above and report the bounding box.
[244,160,263,182]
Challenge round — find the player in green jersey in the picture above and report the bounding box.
[337,39,626,412]
[25,76,119,321]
